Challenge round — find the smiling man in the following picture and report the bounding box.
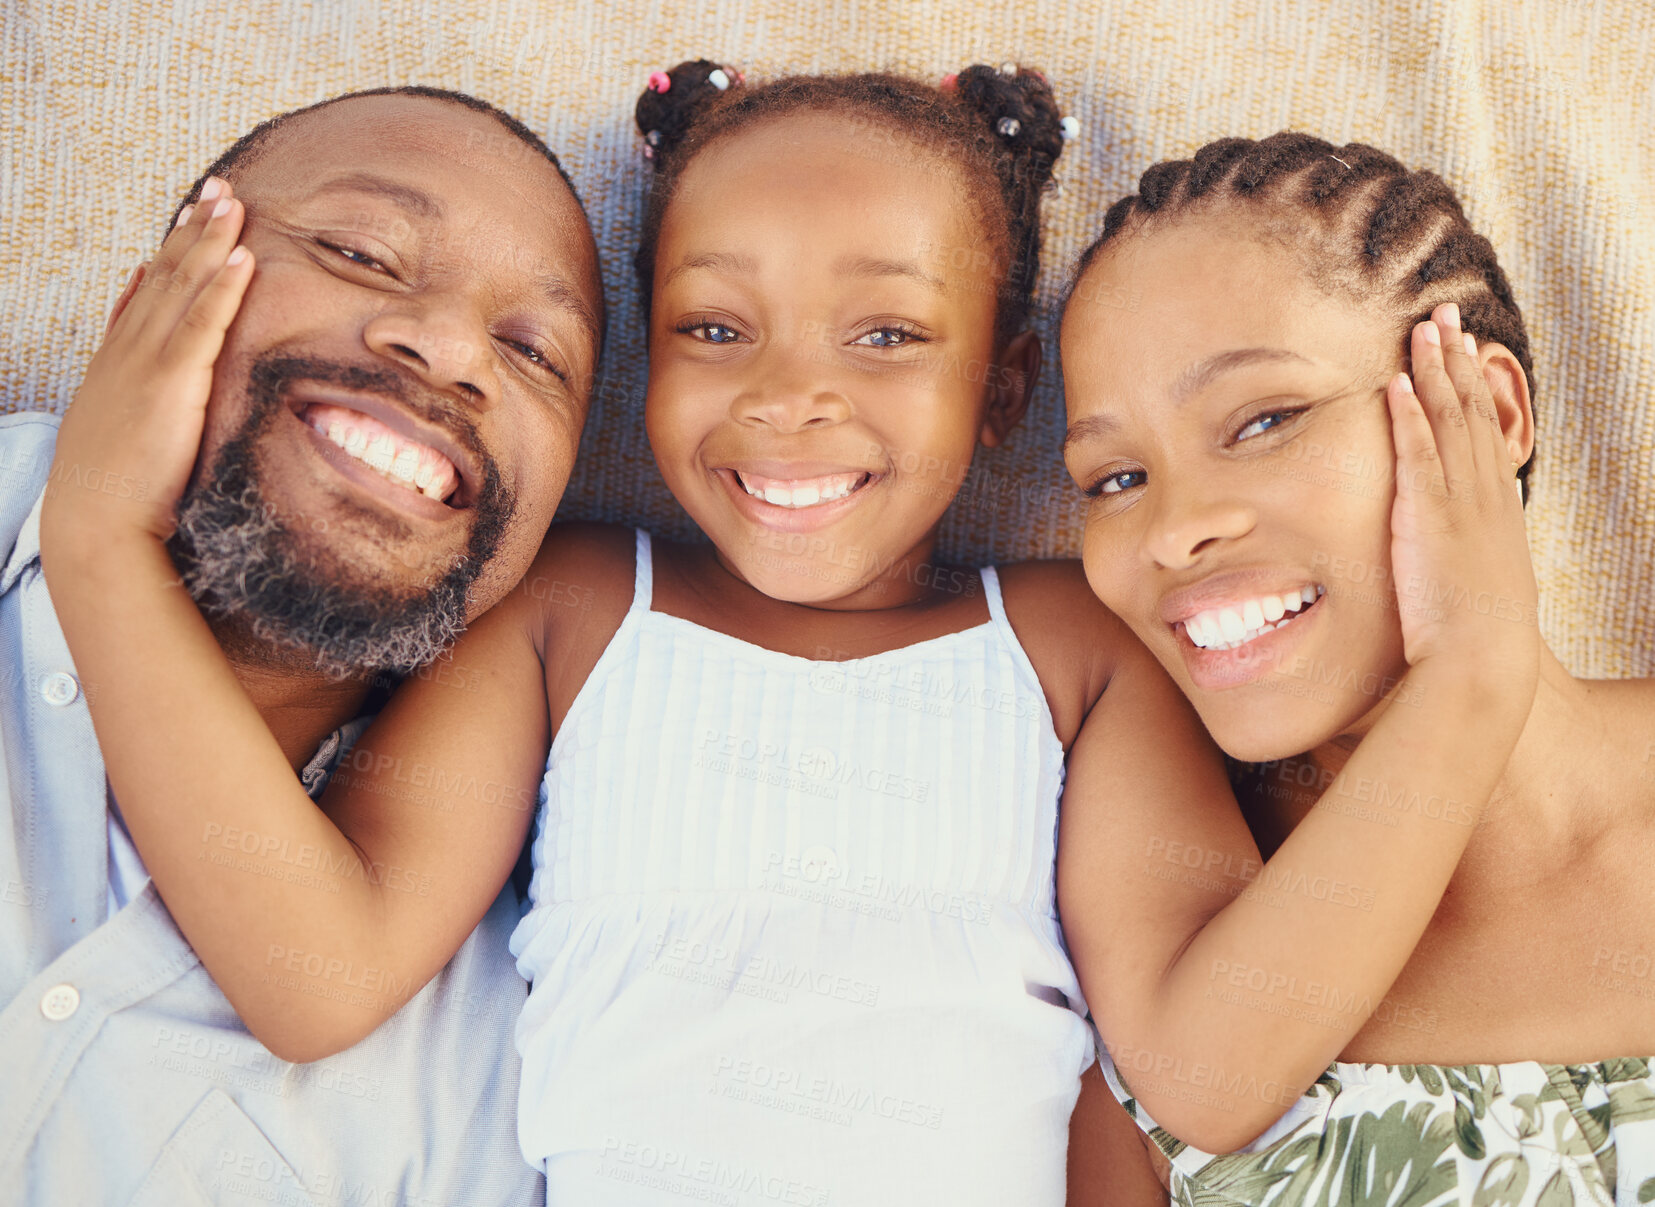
[0,87,601,1205]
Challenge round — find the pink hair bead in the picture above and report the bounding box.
[647,71,671,94]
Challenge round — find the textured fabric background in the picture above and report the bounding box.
[3,0,1650,676]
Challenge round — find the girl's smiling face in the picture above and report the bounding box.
[1062,218,1415,761]
[646,110,1033,607]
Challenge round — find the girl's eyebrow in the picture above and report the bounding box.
[662,250,757,287]
[836,255,944,291]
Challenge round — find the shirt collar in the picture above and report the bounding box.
[0,488,45,596]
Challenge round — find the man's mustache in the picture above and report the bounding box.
[248,353,489,471]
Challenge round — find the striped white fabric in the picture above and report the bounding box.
[511,528,1091,1204]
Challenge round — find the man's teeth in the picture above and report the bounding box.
[1184,586,1325,651]
[307,406,458,502]
[736,471,866,509]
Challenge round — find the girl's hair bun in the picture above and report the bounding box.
[947,63,1067,194]
[634,59,742,169]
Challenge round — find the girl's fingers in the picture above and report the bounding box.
[134,191,247,346]
[102,264,147,342]
[159,247,254,371]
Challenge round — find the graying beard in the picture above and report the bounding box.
[168,475,470,680]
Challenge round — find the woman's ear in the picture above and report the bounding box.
[1476,341,1535,467]
[981,329,1042,449]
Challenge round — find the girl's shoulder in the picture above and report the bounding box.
[532,522,647,723]
[994,559,1141,749]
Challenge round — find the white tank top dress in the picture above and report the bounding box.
[510,530,1091,1205]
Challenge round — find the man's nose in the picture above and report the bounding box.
[728,337,852,432]
[362,296,496,403]
[1140,483,1257,569]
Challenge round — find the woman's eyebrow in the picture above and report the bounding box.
[1064,348,1316,452]
[1171,347,1311,403]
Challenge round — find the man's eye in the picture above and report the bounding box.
[1236,409,1302,441]
[678,322,742,345]
[501,338,568,382]
[316,240,388,272]
[1083,469,1146,499]
[853,326,921,348]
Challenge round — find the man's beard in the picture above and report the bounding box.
[166,353,514,680]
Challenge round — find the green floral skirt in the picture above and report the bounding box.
[1102,1053,1655,1205]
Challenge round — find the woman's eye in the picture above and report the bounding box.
[679,322,742,345]
[1084,470,1146,498]
[1235,409,1301,441]
[854,327,916,348]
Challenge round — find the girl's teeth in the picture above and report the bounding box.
[1262,595,1286,622]
[739,472,863,508]
[1241,600,1265,630]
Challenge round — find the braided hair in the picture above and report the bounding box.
[1070,131,1536,495]
[635,60,1068,344]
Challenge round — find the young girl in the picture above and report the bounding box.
[41,76,1527,1206]
[1058,132,1655,1201]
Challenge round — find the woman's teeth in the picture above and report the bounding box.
[1184,585,1325,651]
[302,404,458,502]
[735,470,868,509]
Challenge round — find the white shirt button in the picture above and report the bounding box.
[40,983,80,1021]
[40,672,80,707]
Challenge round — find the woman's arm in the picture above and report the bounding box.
[39,182,550,1062]
[1059,307,1540,1151]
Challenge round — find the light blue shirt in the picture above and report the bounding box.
[0,412,544,1206]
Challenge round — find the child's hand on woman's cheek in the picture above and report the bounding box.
[40,176,253,560]
[1385,300,1539,704]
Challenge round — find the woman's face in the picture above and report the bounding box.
[1061,217,1415,762]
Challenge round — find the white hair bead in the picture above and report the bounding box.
[707,68,731,91]
[997,116,1020,138]
[1060,116,1080,140]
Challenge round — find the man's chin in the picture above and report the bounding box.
[168,469,476,679]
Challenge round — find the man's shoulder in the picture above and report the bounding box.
[0,411,59,567]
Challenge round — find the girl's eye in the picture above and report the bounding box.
[853,326,922,348]
[677,321,743,345]
[1235,408,1302,441]
[1084,469,1146,499]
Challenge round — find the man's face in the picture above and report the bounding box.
[170,94,602,675]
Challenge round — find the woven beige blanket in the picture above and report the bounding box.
[3,0,1649,675]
